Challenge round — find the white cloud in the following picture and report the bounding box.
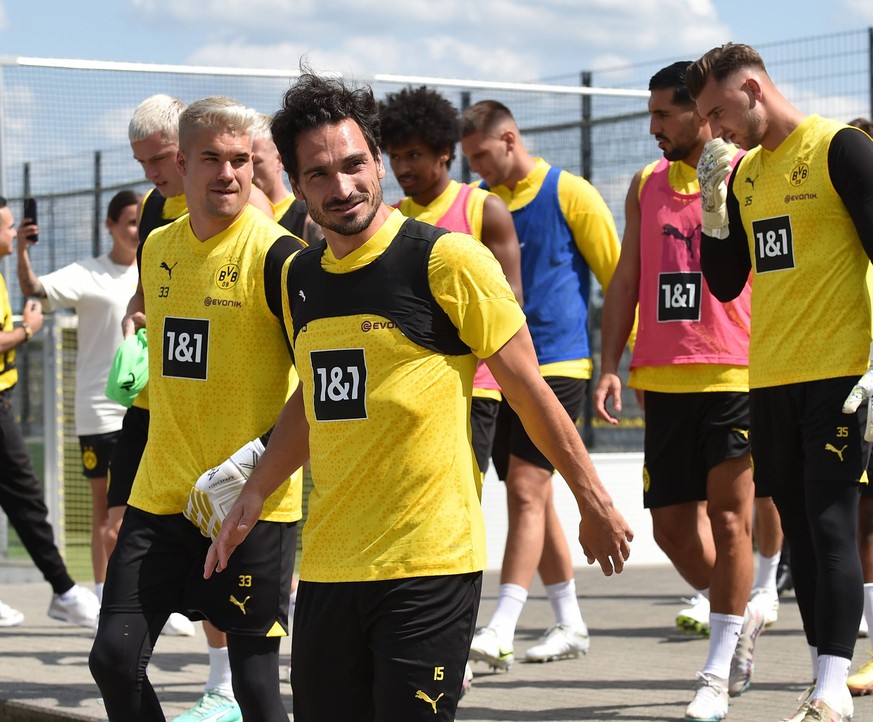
[782,81,870,123]
[128,0,736,82]
[184,34,542,83]
[87,104,138,148]
[842,0,873,22]
[3,82,38,165]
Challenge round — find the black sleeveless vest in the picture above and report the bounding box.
[287,218,471,357]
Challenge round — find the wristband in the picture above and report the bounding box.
[21,323,32,342]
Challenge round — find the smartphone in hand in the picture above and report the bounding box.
[23,197,38,243]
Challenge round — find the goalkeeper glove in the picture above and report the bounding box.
[842,342,873,442]
[697,138,733,240]
[184,438,265,540]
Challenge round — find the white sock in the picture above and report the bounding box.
[57,585,79,602]
[813,654,850,710]
[865,583,873,650]
[487,583,528,647]
[544,579,586,631]
[205,646,234,698]
[95,583,104,606]
[753,552,780,592]
[809,645,820,680]
[702,612,743,680]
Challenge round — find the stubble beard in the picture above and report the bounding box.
[312,186,383,237]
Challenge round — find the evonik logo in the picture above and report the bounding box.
[203,297,243,308]
[360,320,397,332]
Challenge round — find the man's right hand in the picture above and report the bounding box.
[578,502,633,577]
[203,488,264,579]
[593,372,623,425]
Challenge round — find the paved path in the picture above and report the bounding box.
[0,565,871,721]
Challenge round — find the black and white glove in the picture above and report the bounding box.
[697,138,733,240]
[184,438,265,540]
[843,343,873,442]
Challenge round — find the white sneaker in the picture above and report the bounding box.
[162,612,196,637]
[469,626,514,670]
[48,585,99,628]
[749,585,779,626]
[727,603,765,697]
[677,593,711,637]
[0,600,24,627]
[781,685,814,722]
[685,671,729,721]
[781,685,854,722]
[524,623,590,662]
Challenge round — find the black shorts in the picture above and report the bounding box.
[491,376,587,480]
[750,377,864,497]
[470,397,500,473]
[102,506,296,636]
[643,391,750,509]
[106,406,149,508]
[79,431,121,479]
[291,571,481,722]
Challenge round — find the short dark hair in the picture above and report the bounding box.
[649,61,695,107]
[378,86,459,169]
[686,43,767,100]
[460,99,515,138]
[271,69,381,182]
[849,117,873,137]
[0,196,6,210]
[107,190,140,222]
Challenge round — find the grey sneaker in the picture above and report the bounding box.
[48,585,99,628]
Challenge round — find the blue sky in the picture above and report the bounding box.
[1,0,870,82]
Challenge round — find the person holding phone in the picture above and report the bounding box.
[0,195,100,628]
[17,190,141,606]
[22,198,38,243]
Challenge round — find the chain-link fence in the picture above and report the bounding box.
[1,29,871,579]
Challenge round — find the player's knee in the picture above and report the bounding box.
[652,524,685,556]
[505,475,551,511]
[707,506,750,544]
[104,520,121,548]
[89,635,131,689]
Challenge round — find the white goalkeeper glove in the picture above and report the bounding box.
[697,138,733,240]
[184,438,265,540]
[843,342,873,442]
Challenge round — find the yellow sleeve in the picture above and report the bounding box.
[427,233,526,358]
[557,171,621,293]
